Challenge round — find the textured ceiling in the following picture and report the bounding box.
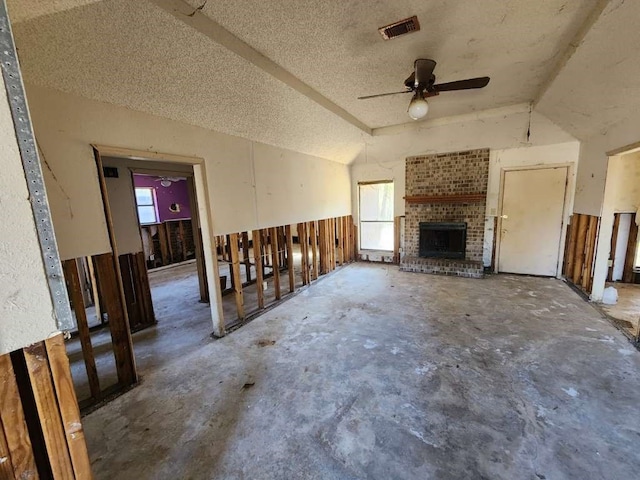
[537,0,640,140]
[188,0,599,128]
[8,0,621,164]
[11,0,366,163]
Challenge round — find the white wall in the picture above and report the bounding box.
[26,84,352,261]
[0,76,58,354]
[591,152,640,300]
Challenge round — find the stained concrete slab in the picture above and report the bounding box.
[83,263,640,479]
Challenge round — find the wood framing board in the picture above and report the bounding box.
[241,232,251,283]
[571,214,589,284]
[393,216,401,264]
[623,217,639,283]
[133,252,155,327]
[0,353,37,478]
[270,228,281,299]
[23,342,74,479]
[0,422,15,479]
[318,220,327,275]
[337,217,344,266]
[608,213,621,282]
[251,230,265,309]
[44,335,93,479]
[92,253,137,387]
[564,215,578,278]
[310,221,319,280]
[298,223,308,285]
[229,233,245,320]
[62,259,100,400]
[582,216,599,291]
[285,225,295,292]
[158,224,170,265]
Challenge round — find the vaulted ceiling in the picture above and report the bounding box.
[8,0,638,162]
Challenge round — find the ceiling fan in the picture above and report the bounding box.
[358,59,490,120]
[155,176,185,187]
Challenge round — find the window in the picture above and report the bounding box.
[135,187,158,224]
[359,181,394,251]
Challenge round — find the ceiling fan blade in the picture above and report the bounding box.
[358,90,412,100]
[433,76,490,92]
[414,59,437,87]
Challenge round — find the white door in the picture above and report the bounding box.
[498,167,568,276]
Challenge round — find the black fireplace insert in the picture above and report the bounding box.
[419,222,467,259]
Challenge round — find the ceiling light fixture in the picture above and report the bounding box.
[408,90,429,120]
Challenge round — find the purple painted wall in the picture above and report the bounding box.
[133,174,192,222]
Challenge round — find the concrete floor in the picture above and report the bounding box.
[602,282,640,337]
[83,264,640,479]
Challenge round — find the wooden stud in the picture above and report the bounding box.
[93,253,137,387]
[62,259,101,400]
[178,221,186,261]
[623,217,638,283]
[572,214,589,284]
[608,213,621,282]
[252,230,265,309]
[310,221,319,280]
[270,227,281,299]
[279,227,287,268]
[318,220,326,275]
[583,216,599,292]
[330,218,336,270]
[86,257,102,323]
[23,342,75,479]
[134,252,155,327]
[337,217,344,266]
[298,223,308,285]
[0,354,37,479]
[44,335,93,479]
[241,231,251,283]
[564,215,578,278]
[229,233,245,320]
[285,225,295,292]
[0,423,15,479]
[393,216,401,264]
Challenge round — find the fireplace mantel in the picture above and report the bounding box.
[404,193,486,204]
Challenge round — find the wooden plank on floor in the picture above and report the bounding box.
[93,253,137,387]
[23,342,74,479]
[582,216,599,291]
[572,214,589,284]
[310,221,319,280]
[270,227,281,299]
[285,225,295,292]
[62,259,100,400]
[241,232,251,283]
[608,213,621,282]
[623,217,638,283]
[0,354,37,479]
[229,233,245,320]
[252,230,265,309]
[44,335,93,480]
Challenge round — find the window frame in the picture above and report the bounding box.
[358,180,394,252]
[134,186,159,225]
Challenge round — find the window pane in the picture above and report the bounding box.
[135,187,154,206]
[360,183,394,221]
[137,205,157,224]
[360,221,394,250]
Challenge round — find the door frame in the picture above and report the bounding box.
[92,144,226,337]
[495,163,573,277]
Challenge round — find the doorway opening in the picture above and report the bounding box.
[63,147,222,411]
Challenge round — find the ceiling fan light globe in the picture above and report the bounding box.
[408,97,429,120]
[160,179,172,187]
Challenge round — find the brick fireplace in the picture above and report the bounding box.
[400,149,489,278]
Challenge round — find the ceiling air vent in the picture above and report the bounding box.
[378,16,420,40]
